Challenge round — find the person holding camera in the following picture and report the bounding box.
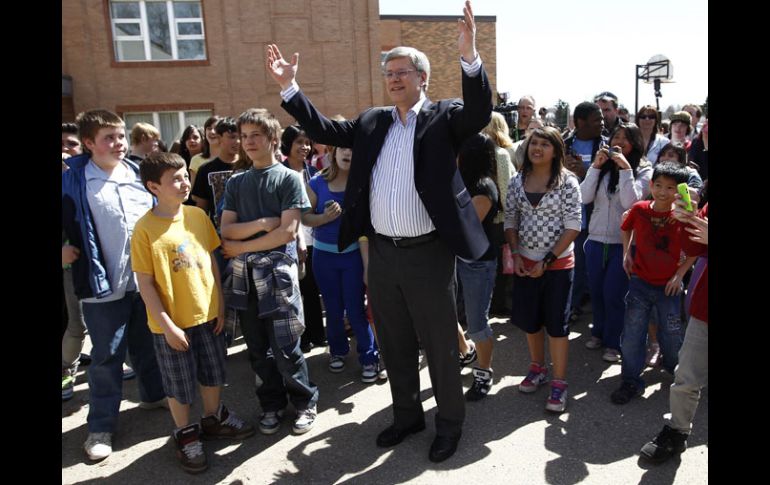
[301,144,381,383]
[580,123,652,363]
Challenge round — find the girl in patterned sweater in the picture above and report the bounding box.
[503,127,582,413]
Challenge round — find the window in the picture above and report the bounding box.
[123,110,211,147]
[110,1,206,62]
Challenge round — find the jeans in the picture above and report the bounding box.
[312,247,378,365]
[81,291,165,433]
[620,276,685,389]
[571,229,590,309]
[457,258,497,342]
[669,317,708,433]
[238,272,319,413]
[584,240,627,350]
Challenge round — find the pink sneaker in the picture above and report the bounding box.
[518,363,548,393]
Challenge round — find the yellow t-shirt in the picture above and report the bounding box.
[189,153,212,173]
[131,205,221,334]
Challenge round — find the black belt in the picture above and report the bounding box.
[375,231,439,248]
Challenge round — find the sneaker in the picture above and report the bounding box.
[258,409,285,435]
[466,367,493,401]
[640,425,688,463]
[611,381,643,405]
[585,336,602,350]
[646,342,662,367]
[293,405,317,434]
[602,348,621,363]
[122,364,137,380]
[173,423,207,474]
[459,344,478,368]
[84,432,112,461]
[545,380,568,413]
[139,398,170,410]
[62,369,76,402]
[200,403,256,440]
[378,366,389,381]
[518,363,548,393]
[361,363,380,384]
[328,355,346,373]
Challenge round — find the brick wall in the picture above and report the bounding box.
[62,0,383,129]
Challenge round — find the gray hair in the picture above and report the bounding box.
[383,46,431,92]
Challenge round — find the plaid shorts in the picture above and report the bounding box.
[152,320,227,404]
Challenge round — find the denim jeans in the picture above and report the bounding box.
[584,240,627,350]
[457,258,497,342]
[669,317,708,433]
[312,248,378,365]
[81,291,165,433]
[238,273,319,413]
[620,276,685,389]
[571,229,590,309]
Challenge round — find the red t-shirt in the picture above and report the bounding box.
[680,203,708,323]
[621,200,684,286]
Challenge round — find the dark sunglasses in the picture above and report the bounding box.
[637,114,657,120]
[63,140,81,148]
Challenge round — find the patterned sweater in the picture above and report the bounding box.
[504,169,582,261]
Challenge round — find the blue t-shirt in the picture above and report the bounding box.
[308,174,358,253]
[571,138,595,230]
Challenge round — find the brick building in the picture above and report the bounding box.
[62,1,496,145]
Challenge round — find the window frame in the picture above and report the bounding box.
[116,104,214,147]
[104,0,210,68]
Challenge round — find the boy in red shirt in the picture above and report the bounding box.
[611,162,697,404]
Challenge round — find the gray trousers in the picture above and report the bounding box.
[368,236,464,439]
[669,317,708,433]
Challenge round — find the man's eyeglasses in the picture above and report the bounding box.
[637,114,657,120]
[383,69,417,80]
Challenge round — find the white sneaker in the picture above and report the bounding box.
[293,405,317,434]
[84,432,113,461]
[139,398,170,410]
[602,348,621,363]
[585,336,602,350]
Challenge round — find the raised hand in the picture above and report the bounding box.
[457,1,477,62]
[266,44,299,90]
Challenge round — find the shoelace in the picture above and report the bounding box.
[181,439,204,459]
[297,408,317,421]
[525,369,544,383]
[222,412,246,430]
[549,386,565,401]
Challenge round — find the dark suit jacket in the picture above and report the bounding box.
[281,66,493,260]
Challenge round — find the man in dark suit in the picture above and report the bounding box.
[266,0,492,462]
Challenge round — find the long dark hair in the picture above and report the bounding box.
[201,115,222,158]
[521,127,566,190]
[636,105,659,154]
[458,133,500,197]
[596,122,645,195]
[177,124,204,166]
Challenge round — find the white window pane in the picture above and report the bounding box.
[111,2,140,18]
[173,1,201,18]
[177,40,205,60]
[184,111,211,128]
[158,113,181,147]
[116,40,146,61]
[115,22,141,36]
[177,22,202,35]
[146,2,172,60]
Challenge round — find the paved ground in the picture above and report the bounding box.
[62,310,707,484]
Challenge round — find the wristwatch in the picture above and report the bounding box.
[542,251,557,267]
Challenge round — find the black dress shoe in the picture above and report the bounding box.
[429,434,460,462]
[376,422,426,447]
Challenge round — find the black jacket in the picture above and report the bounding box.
[281,66,493,260]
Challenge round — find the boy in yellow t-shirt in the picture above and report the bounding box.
[131,152,254,474]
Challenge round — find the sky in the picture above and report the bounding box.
[379,0,708,114]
